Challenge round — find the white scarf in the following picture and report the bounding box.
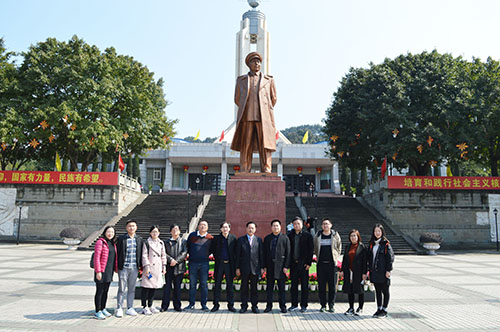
[372,238,381,265]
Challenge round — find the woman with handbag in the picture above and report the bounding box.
[93,226,118,320]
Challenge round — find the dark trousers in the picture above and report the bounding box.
[266,267,286,309]
[374,282,390,309]
[213,261,234,307]
[240,273,259,309]
[141,287,156,308]
[317,262,337,307]
[290,260,309,308]
[348,293,365,309]
[94,282,111,312]
[161,269,183,310]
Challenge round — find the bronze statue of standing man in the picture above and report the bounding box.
[231,52,277,173]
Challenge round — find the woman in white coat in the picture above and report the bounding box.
[141,225,167,315]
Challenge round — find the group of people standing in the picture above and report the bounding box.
[92,217,394,320]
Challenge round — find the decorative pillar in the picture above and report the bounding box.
[221,143,228,191]
[332,161,340,194]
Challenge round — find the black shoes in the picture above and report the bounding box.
[280,306,287,313]
[228,305,236,312]
[211,305,220,312]
[251,307,260,314]
[373,309,387,318]
[264,307,272,313]
[239,307,247,313]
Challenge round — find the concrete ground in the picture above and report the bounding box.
[1,244,500,331]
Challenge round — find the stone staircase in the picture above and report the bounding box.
[300,196,417,254]
[286,196,301,222]
[88,194,202,248]
[200,195,227,235]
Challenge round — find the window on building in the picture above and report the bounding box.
[172,168,186,189]
[284,174,315,192]
[320,172,331,190]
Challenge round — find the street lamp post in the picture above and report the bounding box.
[202,172,206,199]
[17,202,23,245]
[195,177,200,214]
[298,173,303,197]
[187,188,192,232]
[494,208,499,251]
[314,191,318,217]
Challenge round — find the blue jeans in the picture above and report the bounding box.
[189,261,209,306]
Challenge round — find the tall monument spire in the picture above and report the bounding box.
[235,0,271,78]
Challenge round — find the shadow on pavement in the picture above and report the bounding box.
[25,310,94,321]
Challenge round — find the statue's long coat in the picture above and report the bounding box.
[231,73,277,152]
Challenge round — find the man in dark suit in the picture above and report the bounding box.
[235,221,264,313]
[263,219,290,313]
[210,221,237,312]
[287,217,314,312]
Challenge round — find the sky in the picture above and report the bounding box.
[2,0,500,140]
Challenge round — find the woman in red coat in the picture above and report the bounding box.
[93,226,118,320]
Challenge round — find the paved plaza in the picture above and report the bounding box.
[1,244,500,331]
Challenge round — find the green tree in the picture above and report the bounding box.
[281,124,328,144]
[324,51,468,176]
[465,58,500,176]
[0,38,32,170]
[183,136,217,143]
[12,35,176,171]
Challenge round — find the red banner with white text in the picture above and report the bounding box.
[387,176,500,190]
[0,171,118,186]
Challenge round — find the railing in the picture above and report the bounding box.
[364,178,387,194]
[119,173,141,192]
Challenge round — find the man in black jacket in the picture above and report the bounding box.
[210,221,237,312]
[161,224,187,312]
[235,221,264,313]
[263,219,290,313]
[115,220,144,317]
[287,217,314,312]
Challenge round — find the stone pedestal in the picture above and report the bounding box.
[226,173,285,237]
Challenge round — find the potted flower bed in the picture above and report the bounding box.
[420,232,443,255]
[309,273,318,291]
[207,271,214,290]
[59,227,84,250]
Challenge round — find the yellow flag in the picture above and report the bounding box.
[446,164,453,177]
[194,130,200,141]
[55,152,62,171]
[302,130,309,144]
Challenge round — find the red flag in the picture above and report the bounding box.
[275,131,279,140]
[218,130,225,142]
[118,154,125,172]
[380,156,387,179]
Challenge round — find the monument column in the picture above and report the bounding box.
[277,142,283,178]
